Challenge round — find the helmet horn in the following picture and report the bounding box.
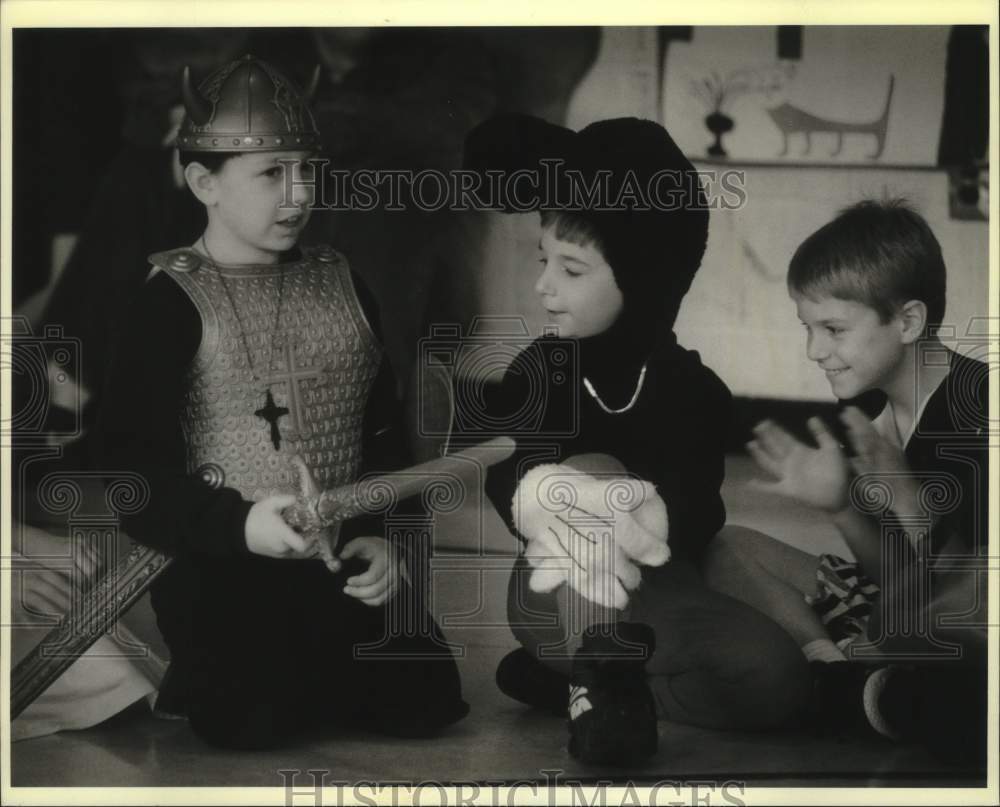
[181,66,213,126]
[305,64,321,101]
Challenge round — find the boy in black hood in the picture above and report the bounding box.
[470,116,809,764]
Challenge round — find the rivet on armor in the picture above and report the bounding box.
[233,138,241,146]
[276,137,283,145]
[212,139,219,145]
[168,252,200,273]
[195,138,202,145]
[243,136,253,145]
[256,138,264,146]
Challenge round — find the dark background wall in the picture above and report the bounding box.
[11,26,989,448]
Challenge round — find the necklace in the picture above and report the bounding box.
[582,361,648,415]
[200,236,289,450]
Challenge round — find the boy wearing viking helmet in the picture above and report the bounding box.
[96,56,468,749]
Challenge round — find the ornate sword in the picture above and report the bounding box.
[11,436,514,719]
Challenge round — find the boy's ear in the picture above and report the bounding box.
[183,161,218,206]
[897,299,927,344]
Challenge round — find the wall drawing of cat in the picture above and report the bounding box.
[766,75,895,159]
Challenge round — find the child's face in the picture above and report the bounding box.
[535,228,623,338]
[794,292,907,399]
[205,150,316,263]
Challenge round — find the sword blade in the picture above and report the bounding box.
[317,435,515,522]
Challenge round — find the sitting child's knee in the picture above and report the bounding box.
[703,526,759,581]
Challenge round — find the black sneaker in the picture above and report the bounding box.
[496,647,569,716]
[876,665,987,769]
[568,622,657,765]
[810,661,987,768]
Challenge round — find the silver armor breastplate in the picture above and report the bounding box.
[153,245,381,502]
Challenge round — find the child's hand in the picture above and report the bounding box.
[513,460,670,610]
[748,418,850,512]
[245,495,317,559]
[840,407,921,518]
[340,536,403,606]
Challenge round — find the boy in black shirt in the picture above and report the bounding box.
[706,199,988,766]
[470,116,810,764]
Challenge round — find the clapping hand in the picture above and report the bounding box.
[840,406,921,518]
[747,418,851,513]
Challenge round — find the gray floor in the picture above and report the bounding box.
[10,456,983,788]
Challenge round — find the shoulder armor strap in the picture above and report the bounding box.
[149,248,203,274]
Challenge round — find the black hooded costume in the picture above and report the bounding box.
[472,115,810,729]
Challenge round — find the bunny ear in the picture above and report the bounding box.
[288,454,320,499]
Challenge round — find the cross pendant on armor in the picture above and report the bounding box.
[260,343,325,439]
[255,389,290,450]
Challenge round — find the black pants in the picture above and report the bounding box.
[154,554,467,750]
[507,556,810,730]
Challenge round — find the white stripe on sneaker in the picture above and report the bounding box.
[569,685,593,720]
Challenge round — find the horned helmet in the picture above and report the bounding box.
[177,54,321,152]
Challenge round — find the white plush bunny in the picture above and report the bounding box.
[511,454,670,609]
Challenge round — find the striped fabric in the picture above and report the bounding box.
[805,554,881,650]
